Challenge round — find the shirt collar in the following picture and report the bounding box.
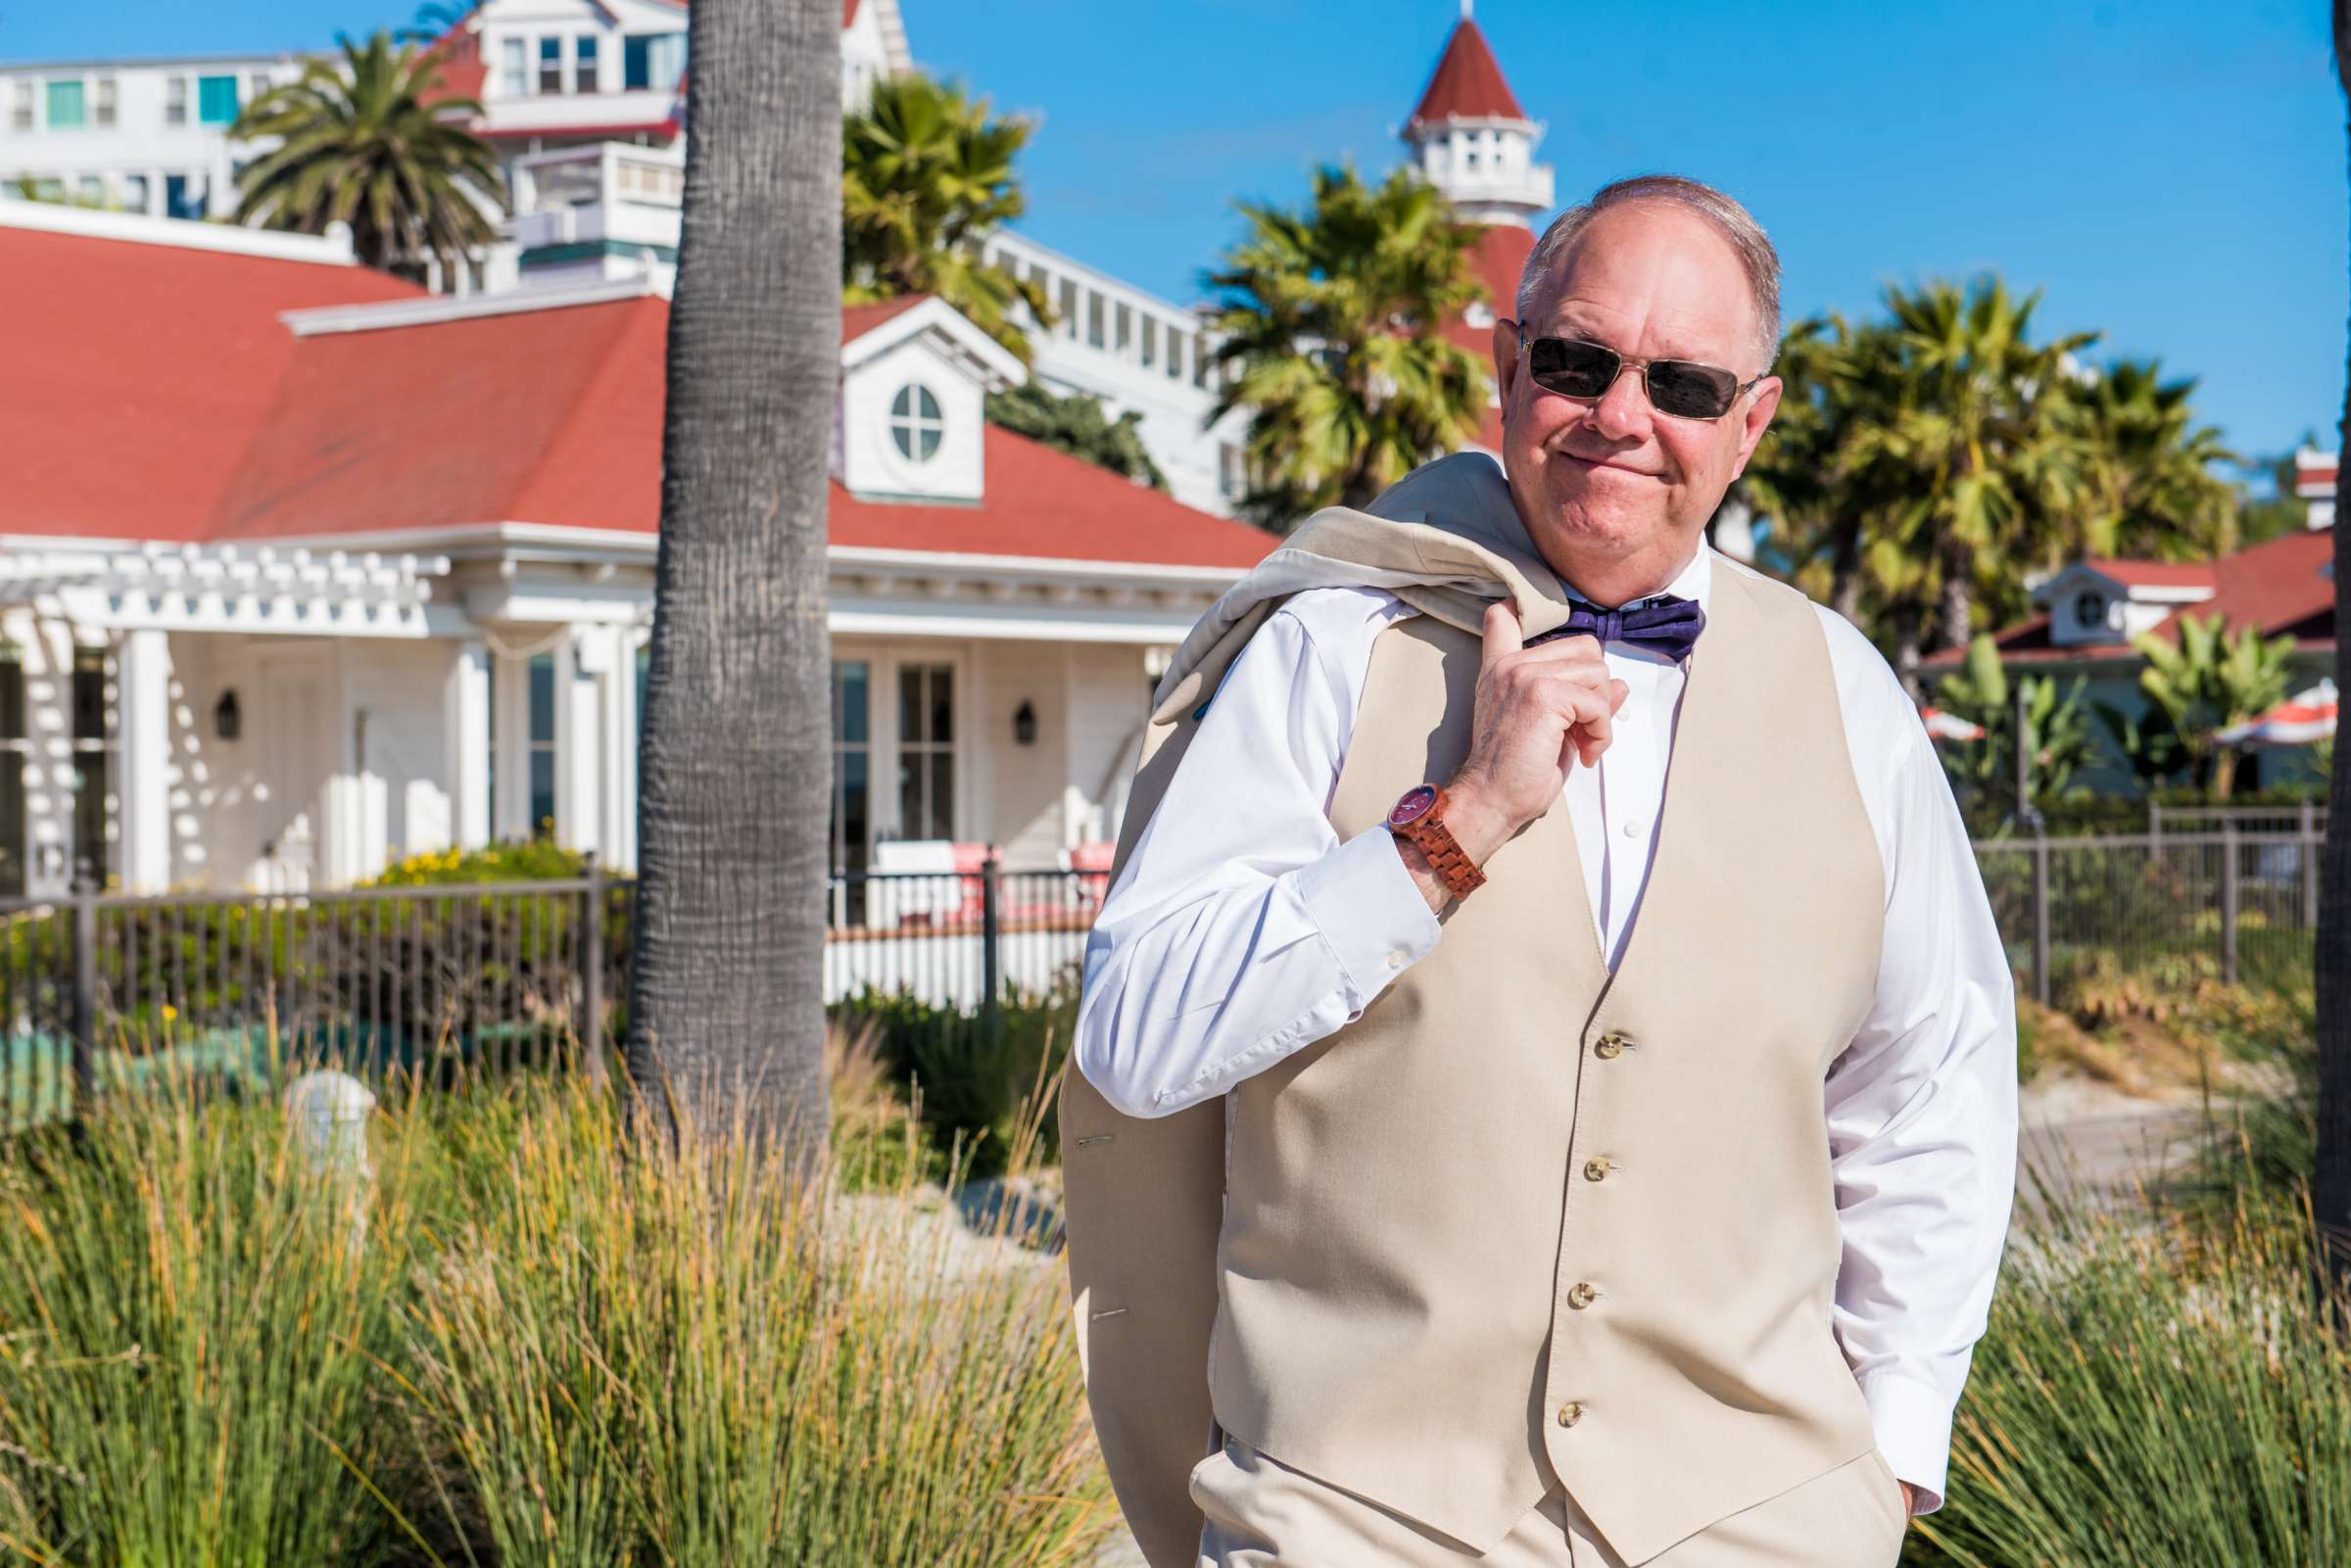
[1552,538,1714,613]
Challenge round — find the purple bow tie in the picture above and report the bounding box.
[1526,594,1706,662]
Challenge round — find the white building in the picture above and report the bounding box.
[0,51,304,217]
[0,202,1270,899]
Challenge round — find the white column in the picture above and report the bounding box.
[553,627,602,856]
[447,641,491,850]
[116,629,173,892]
[598,629,639,873]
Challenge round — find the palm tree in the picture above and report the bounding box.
[1205,163,1490,528]
[841,72,1051,362]
[1860,276,2098,655]
[2314,0,2351,1284]
[624,0,837,1145]
[228,30,502,282]
[2065,357,2241,561]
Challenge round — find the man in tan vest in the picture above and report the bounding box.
[1063,174,2018,1567]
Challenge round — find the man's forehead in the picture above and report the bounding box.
[1538,296,1748,363]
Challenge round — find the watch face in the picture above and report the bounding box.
[1388,784,1439,830]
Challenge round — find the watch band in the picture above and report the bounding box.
[1392,786,1487,901]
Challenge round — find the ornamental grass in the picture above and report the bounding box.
[1907,1145,2351,1566]
[0,1038,1112,1568]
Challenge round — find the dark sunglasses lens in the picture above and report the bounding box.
[1528,337,1617,396]
[1647,360,1739,418]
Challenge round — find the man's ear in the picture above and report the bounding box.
[1726,375,1782,482]
[1491,317,1520,406]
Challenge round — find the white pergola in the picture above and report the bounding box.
[0,541,456,637]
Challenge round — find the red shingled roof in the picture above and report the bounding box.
[0,222,419,543]
[841,294,929,343]
[1407,16,1527,129]
[1925,529,2336,670]
[2082,556,2216,590]
[210,289,1273,571]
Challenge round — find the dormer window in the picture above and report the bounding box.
[2072,589,2111,635]
[889,383,943,462]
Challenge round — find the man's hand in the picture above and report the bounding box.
[1445,600,1627,863]
[1899,1481,1917,1519]
[1394,600,1628,911]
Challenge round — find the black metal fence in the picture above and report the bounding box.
[1974,826,2322,1007]
[0,832,2319,1133]
[0,862,1100,1133]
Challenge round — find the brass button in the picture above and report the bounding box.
[1583,1158,1611,1182]
[1566,1281,1598,1309]
[1556,1402,1583,1427]
[1593,1031,1627,1060]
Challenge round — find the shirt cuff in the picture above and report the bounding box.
[1294,826,1444,1011]
[1855,1368,1955,1516]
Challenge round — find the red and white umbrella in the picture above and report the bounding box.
[2217,680,2338,746]
[1918,705,1987,743]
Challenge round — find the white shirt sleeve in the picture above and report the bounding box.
[1074,588,1440,1119]
[1814,605,2021,1518]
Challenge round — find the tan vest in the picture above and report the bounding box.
[1062,543,1887,1568]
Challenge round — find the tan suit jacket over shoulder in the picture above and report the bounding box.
[1061,453,1888,1568]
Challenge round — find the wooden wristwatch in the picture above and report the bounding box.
[1385,784,1486,901]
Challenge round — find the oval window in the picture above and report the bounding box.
[889,383,943,462]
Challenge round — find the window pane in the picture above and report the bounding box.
[928,665,952,743]
[71,651,108,742]
[918,426,940,461]
[897,756,920,844]
[502,38,528,96]
[539,37,563,94]
[575,33,600,90]
[838,750,868,874]
[837,659,868,744]
[196,74,238,123]
[0,650,22,741]
[527,652,554,743]
[917,386,939,421]
[1086,291,1105,348]
[0,758,23,897]
[891,384,912,418]
[529,752,555,837]
[45,79,84,128]
[898,665,919,748]
[72,754,109,885]
[928,752,953,839]
[94,77,116,126]
[623,35,652,90]
[647,32,687,92]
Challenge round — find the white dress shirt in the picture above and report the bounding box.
[1074,542,2019,1518]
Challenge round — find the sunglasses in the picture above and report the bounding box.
[1513,325,1763,421]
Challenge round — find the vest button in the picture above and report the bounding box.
[1556,1402,1583,1427]
[1567,1281,1597,1309]
[1594,1031,1628,1059]
[1583,1157,1610,1181]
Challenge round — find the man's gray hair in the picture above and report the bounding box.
[1513,173,1783,376]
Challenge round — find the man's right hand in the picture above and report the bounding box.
[1442,599,1628,867]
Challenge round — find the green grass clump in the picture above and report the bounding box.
[0,1043,1112,1568]
[0,1075,421,1565]
[1909,1158,2351,1566]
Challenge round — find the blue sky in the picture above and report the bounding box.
[6,1,2342,462]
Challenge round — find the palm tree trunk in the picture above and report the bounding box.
[624,0,839,1151]
[2317,0,2351,1286]
[1937,542,1973,654]
[1830,521,1862,623]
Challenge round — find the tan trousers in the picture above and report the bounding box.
[1191,1434,1909,1568]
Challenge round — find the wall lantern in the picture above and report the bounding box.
[214,689,242,741]
[1012,699,1037,747]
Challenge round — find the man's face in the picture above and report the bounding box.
[1492,202,1781,589]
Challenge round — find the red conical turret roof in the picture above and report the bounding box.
[1405,12,1527,129]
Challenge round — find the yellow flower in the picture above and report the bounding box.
[161,1004,178,1022]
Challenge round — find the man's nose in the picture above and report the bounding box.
[1588,363,1653,443]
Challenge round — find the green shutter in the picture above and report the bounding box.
[197,74,239,124]
[44,79,84,128]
